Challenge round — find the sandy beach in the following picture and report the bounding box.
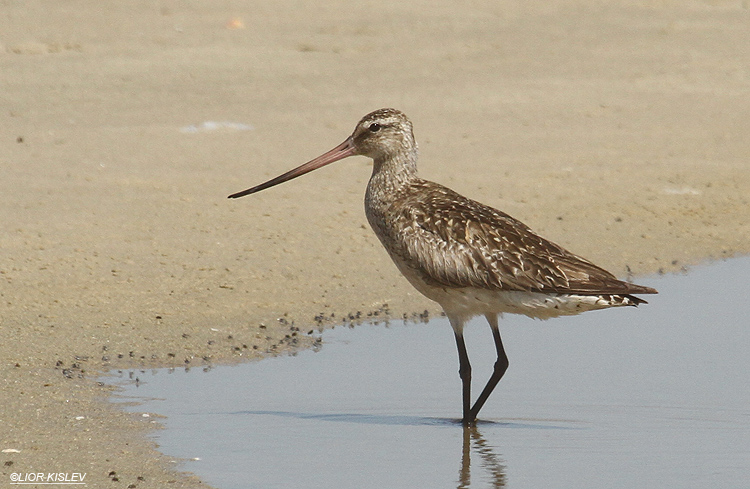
[2,1,750,487]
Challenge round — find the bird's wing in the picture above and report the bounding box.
[390,181,655,295]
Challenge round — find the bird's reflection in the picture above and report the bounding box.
[458,425,506,488]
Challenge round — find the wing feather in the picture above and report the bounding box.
[385,181,656,295]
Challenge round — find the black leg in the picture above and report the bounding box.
[468,314,509,421]
[454,331,473,425]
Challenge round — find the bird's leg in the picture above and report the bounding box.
[468,314,509,421]
[453,331,473,425]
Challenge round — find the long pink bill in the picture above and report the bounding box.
[228,137,356,199]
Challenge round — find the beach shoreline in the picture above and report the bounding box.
[3,2,749,487]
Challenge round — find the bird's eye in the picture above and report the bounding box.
[368,123,382,133]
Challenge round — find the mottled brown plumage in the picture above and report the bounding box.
[369,178,653,296]
[229,108,657,425]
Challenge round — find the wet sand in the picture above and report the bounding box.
[2,1,749,487]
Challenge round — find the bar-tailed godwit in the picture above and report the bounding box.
[229,108,657,425]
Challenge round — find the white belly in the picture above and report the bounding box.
[427,285,627,320]
[393,257,634,322]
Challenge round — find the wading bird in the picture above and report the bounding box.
[229,108,657,425]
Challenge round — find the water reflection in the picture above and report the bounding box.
[226,411,508,487]
[110,257,750,489]
[227,411,508,487]
[459,426,506,488]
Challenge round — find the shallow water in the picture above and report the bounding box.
[111,258,750,489]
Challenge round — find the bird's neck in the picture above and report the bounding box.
[367,146,419,197]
